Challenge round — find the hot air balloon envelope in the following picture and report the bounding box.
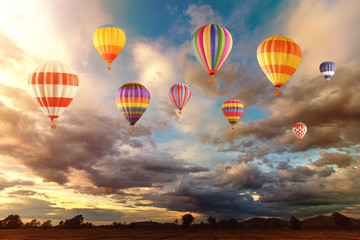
[93,24,126,70]
[292,122,307,142]
[169,83,191,114]
[192,24,233,83]
[257,36,301,95]
[28,61,79,129]
[320,61,336,83]
[116,82,150,131]
[222,98,244,129]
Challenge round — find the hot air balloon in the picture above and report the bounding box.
[169,83,191,114]
[28,61,79,129]
[222,98,244,130]
[320,61,336,84]
[93,24,126,70]
[116,82,150,132]
[292,122,307,143]
[257,36,302,95]
[192,24,233,83]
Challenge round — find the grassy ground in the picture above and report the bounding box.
[0,229,360,239]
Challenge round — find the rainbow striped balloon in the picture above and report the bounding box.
[28,61,79,129]
[257,36,301,95]
[93,24,126,70]
[116,82,150,131]
[192,24,233,83]
[222,98,244,130]
[169,83,191,114]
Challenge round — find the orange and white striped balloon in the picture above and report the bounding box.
[28,61,79,129]
[257,36,301,95]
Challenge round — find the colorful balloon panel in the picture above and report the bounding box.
[169,83,191,114]
[222,98,244,129]
[116,83,150,130]
[28,61,79,129]
[93,24,126,70]
[192,24,233,77]
[292,122,307,142]
[257,36,301,95]
[320,61,336,83]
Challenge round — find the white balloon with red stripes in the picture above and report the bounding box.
[292,122,307,143]
[28,61,79,129]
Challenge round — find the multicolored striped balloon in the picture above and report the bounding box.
[320,61,336,84]
[116,82,150,132]
[169,83,191,114]
[257,36,302,95]
[192,24,233,83]
[28,61,79,129]
[222,98,244,130]
[93,24,126,70]
[292,122,307,143]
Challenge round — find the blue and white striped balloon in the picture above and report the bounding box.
[320,61,336,84]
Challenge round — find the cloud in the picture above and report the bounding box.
[0,177,34,191]
[314,151,354,168]
[184,4,222,32]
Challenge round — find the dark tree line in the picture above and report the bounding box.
[0,212,355,230]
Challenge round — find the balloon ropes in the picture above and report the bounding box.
[257,36,301,95]
[28,61,79,129]
[116,82,150,132]
[192,24,233,83]
[93,24,126,70]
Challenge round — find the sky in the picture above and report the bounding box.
[0,0,360,225]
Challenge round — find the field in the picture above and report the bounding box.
[0,229,360,240]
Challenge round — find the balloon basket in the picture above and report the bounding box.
[130,127,134,132]
[107,63,111,70]
[232,127,234,130]
[299,140,301,143]
[50,124,56,129]
[327,80,330,84]
[275,90,280,95]
[209,79,215,83]
[179,111,182,114]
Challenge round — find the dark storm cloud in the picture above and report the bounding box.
[0,84,207,191]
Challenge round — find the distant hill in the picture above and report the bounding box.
[302,212,359,229]
[239,217,289,229]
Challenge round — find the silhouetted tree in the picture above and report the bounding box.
[62,215,84,229]
[207,216,217,229]
[199,222,205,229]
[24,219,40,228]
[174,219,178,225]
[332,212,352,230]
[182,214,194,228]
[218,219,228,229]
[290,216,302,230]
[228,218,238,229]
[0,215,23,229]
[41,220,52,229]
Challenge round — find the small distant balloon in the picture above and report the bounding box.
[116,82,150,132]
[257,36,302,95]
[169,83,191,114]
[292,122,307,143]
[93,24,126,70]
[192,24,233,83]
[222,98,244,130]
[28,61,79,129]
[320,61,336,84]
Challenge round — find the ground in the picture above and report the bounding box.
[0,229,360,239]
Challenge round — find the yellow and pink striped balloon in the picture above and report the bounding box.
[257,36,301,95]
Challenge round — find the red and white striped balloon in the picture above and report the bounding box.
[28,61,79,129]
[292,122,307,142]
